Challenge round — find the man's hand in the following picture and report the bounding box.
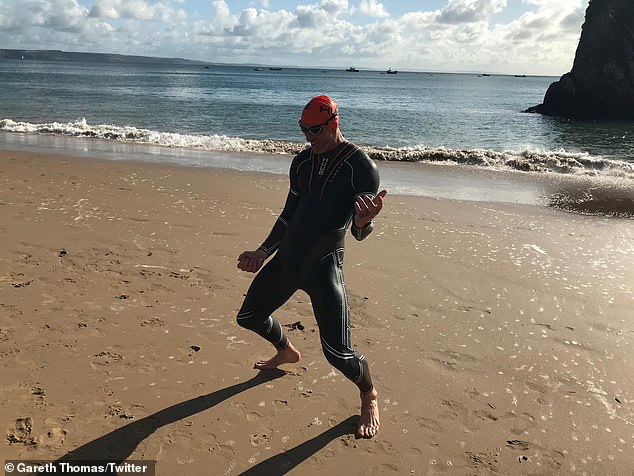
[237,249,268,273]
[354,189,387,228]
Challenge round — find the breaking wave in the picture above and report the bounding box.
[2,117,633,181]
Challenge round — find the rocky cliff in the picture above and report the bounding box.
[527,0,634,119]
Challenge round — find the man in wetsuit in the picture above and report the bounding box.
[236,95,387,438]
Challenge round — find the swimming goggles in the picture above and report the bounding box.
[299,113,338,135]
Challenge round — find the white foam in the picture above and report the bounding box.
[2,117,633,180]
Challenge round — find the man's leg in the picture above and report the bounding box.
[304,249,380,438]
[236,257,301,368]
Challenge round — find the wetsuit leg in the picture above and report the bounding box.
[302,249,373,393]
[236,256,297,350]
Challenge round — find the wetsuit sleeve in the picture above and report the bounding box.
[257,189,299,256]
[257,156,302,256]
[350,151,380,241]
[351,220,374,241]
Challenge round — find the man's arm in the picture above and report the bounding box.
[237,188,299,272]
[238,154,303,273]
[350,153,387,241]
[351,190,387,240]
[257,189,300,256]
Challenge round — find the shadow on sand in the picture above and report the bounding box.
[53,369,358,474]
[238,415,358,475]
[54,370,285,467]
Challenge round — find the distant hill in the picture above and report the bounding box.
[0,49,210,66]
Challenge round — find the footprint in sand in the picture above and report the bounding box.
[106,404,135,420]
[471,409,537,436]
[508,412,537,436]
[472,410,499,422]
[505,439,564,470]
[432,349,478,372]
[246,412,260,422]
[228,402,262,424]
[416,416,444,434]
[336,434,357,448]
[439,399,480,432]
[249,431,271,446]
[431,356,458,370]
[10,273,32,288]
[284,366,307,377]
[91,351,123,366]
[141,317,165,327]
[0,346,20,358]
[465,450,500,473]
[6,417,37,446]
[413,417,445,449]
[17,381,46,405]
[207,437,236,460]
[44,427,67,447]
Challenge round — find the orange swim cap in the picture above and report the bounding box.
[300,95,339,129]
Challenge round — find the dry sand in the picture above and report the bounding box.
[1,149,633,475]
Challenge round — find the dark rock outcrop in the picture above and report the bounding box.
[526,0,634,119]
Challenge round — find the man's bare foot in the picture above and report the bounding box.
[357,388,380,438]
[254,343,301,370]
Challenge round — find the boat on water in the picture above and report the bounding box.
[346,66,359,72]
[386,68,398,74]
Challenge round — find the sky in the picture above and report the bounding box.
[0,0,589,75]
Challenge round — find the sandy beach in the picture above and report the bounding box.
[1,149,633,475]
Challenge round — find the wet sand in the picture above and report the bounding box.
[1,149,633,475]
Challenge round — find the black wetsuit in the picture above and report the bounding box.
[237,141,379,393]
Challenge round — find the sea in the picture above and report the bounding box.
[1,60,633,217]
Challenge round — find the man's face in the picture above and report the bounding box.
[301,124,337,154]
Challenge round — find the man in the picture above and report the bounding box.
[236,95,387,438]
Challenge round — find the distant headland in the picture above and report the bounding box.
[0,49,209,66]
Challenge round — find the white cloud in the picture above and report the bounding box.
[205,0,238,32]
[89,0,184,22]
[295,0,349,27]
[2,0,89,33]
[233,8,295,39]
[0,0,591,75]
[319,0,349,16]
[358,0,389,18]
[438,0,507,24]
